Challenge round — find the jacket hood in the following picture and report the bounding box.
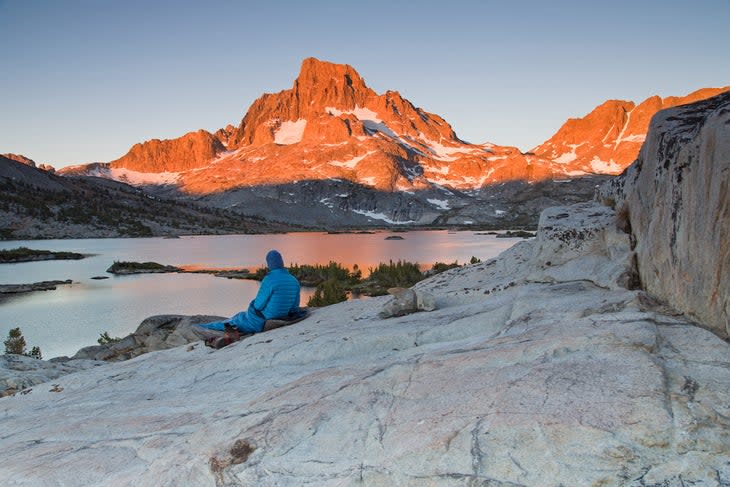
[266,250,285,270]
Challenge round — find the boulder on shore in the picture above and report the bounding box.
[72,315,226,362]
[599,90,730,339]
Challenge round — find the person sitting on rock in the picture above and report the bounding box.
[195,249,302,337]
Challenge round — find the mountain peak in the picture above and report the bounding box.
[293,57,374,112]
[297,57,365,87]
[2,153,37,167]
[110,130,224,172]
[227,58,381,147]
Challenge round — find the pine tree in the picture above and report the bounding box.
[4,327,27,355]
[28,346,42,360]
[3,328,43,359]
[307,279,348,307]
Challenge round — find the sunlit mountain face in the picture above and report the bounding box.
[55,58,728,227]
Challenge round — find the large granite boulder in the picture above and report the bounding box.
[600,91,730,339]
[527,202,638,290]
[72,314,225,361]
[378,287,437,318]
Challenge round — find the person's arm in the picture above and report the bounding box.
[253,275,273,312]
[289,287,300,314]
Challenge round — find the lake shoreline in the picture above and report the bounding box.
[0,225,538,243]
[0,231,523,359]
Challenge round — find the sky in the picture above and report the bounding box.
[1,0,729,168]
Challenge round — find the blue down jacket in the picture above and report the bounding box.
[199,267,301,334]
[247,268,301,330]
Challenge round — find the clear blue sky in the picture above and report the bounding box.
[2,0,729,168]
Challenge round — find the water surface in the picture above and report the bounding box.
[0,231,520,358]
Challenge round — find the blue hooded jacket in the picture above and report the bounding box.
[198,250,301,334]
[244,250,301,332]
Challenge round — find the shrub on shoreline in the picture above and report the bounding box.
[289,262,361,287]
[3,327,42,359]
[98,331,122,345]
[307,278,348,307]
[106,257,480,307]
[355,260,425,296]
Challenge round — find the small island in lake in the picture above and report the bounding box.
[0,279,73,295]
[0,247,85,264]
[106,261,182,275]
[106,261,262,279]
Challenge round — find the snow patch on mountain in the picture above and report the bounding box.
[319,197,334,208]
[419,136,477,161]
[554,144,583,164]
[617,134,646,143]
[274,119,307,145]
[427,198,451,210]
[329,152,375,169]
[85,166,181,185]
[590,157,623,174]
[613,108,634,149]
[209,150,238,165]
[360,177,377,187]
[351,209,415,224]
[326,106,380,122]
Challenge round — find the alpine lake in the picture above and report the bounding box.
[0,231,523,358]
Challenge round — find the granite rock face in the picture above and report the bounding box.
[527,202,638,290]
[1,200,728,486]
[72,315,224,362]
[600,91,730,339]
[110,129,226,173]
[0,355,104,397]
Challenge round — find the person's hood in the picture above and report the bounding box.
[266,250,284,270]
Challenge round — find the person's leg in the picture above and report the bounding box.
[229,311,262,334]
[190,324,225,340]
[198,320,227,331]
[191,316,233,340]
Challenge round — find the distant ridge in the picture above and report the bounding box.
[532,87,730,174]
[68,58,560,193]
[61,58,728,195]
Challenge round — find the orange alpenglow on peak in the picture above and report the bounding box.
[109,129,225,173]
[225,57,457,149]
[97,57,730,194]
[532,86,730,174]
[2,153,37,167]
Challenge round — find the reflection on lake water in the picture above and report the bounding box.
[0,231,521,358]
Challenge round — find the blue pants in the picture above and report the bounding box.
[198,311,262,334]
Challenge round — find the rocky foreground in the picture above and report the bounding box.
[0,200,728,486]
[1,93,729,486]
